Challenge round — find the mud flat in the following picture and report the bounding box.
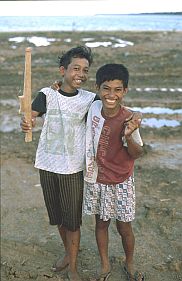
[1,31,182,280]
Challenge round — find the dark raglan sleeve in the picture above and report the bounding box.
[32,92,47,116]
[85,93,100,122]
[93,93,100,101]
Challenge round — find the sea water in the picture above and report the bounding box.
[0,14,181,32]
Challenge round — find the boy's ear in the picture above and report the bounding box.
[124,87,128,95]
[95,84,99,91]
[59,66,65,76]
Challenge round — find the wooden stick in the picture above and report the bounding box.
[19,47,32,142]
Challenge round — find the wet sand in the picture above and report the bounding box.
[1,30,182,280]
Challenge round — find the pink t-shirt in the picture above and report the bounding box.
[96,107,134,184]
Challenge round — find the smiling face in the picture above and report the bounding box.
[97,79,128,117]
[59,57,89,93]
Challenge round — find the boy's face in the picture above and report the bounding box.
[97,80,128,115]
[59,57,89,92]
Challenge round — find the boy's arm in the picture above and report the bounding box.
[124,112,144,159]
[21,92,46,132]
[21,110,40,132]
[125,134,143,159]
[32,92,46,116]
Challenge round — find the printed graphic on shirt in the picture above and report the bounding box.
[45,109,81,155]
[34,88,96,174]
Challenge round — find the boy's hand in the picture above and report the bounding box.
[20,116,36,132]
[124,112,142,138]
[51,80,62,91]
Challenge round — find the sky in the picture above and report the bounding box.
[0,0,181,16]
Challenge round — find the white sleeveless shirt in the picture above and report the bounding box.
[34,87,96,174]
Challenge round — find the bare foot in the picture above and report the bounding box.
[123,262,144,281]
[52,255,69,272]
[67,270,82,281]
[96,264,111,280]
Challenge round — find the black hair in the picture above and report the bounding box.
[58,45,93,68]
[96,63,129,88]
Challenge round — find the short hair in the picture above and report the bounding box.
[96,63,129,88]
[58,45,93,68]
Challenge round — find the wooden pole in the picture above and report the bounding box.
[19,47,32,142]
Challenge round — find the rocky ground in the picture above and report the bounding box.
[1,30,182,280]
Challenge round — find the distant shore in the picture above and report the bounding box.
[0,14,181,32]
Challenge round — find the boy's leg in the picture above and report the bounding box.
[55,226,81,280]
[39,170,69,270]
[53,225,69,269]
[95,215,111,274]
[66,228,81,280]
[40,169,83,279]
[116,221,135,274]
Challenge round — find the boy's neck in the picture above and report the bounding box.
[59,88,78,96]
[60,83,78,93]
[102,105,122,118]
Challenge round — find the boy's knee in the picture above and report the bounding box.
[117,221,133,236]
[96,219,110,230]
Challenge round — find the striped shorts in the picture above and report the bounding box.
[83,175,135,222]
[39,169,84,232]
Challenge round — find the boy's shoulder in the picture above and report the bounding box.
[123,106,133,113]
[90,99,102,111]
[78,88,96,96]
[39,87,55,96]
[122,106,137,118]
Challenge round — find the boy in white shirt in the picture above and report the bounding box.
[21,46,98,281]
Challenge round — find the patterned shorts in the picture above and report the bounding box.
[83,175,135,222]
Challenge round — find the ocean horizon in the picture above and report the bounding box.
[0,14,182,32]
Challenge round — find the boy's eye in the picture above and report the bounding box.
[103,87,109,91]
